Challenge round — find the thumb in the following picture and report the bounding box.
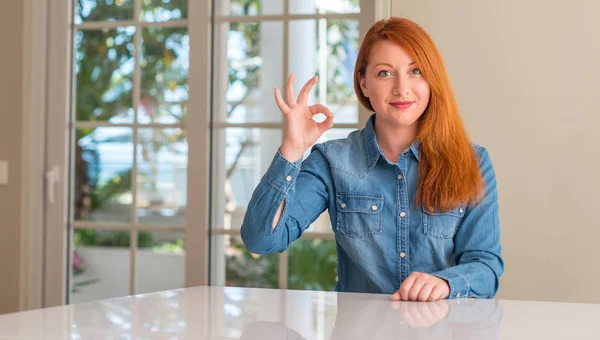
[309,104,334,133]
[317,114,334,133]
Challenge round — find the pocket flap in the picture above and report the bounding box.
[421,205,465,218]
[336,193,384,213]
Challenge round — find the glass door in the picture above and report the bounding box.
[65,0,207,303]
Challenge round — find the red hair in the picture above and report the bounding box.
[354,17,484,211]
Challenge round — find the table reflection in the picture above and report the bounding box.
[239,293,503,340]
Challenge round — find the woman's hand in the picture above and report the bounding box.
[392,272,450,302]
[275,73,334,162]
[392,300,450,328]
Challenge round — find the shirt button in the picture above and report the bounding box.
[341,203,347,209]
[399,251,406,258]
[459,208,464,214]
[456,293,461,298]
[400,212,406,217]
[285,175,292,182]
[397,174,403,180]
[371,205,378,211]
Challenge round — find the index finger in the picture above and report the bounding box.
[399,273,418,301]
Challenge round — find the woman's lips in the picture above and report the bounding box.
[390,101,414,110]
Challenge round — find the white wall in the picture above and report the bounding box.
[391,0,600,303]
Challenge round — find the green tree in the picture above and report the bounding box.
[74,0,188,221]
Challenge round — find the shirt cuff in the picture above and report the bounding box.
[431,267,471,299]
[264,149,302,195]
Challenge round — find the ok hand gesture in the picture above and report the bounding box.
[275,73,334,162]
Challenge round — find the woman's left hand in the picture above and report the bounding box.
[392,272,450,302]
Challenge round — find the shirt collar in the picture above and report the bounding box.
[363,114,421,169]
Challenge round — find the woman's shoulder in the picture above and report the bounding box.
[472,143,487,157]
[313,128,363,154]
[308,129,371,176]
[471,142,494,169]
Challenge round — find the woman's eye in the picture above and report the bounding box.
[377,70,392,77]
[411,68,422,76]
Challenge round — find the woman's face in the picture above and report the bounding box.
[359,40,431,128]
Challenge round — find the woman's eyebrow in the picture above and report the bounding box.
[372,62,394,68]
[372,61,416,68]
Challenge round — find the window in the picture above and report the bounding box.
[68,0,193,303]
[209,0,368,291]
[43,0,383,306]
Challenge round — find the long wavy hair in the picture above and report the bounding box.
[354,17,484,211]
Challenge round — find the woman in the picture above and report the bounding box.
[241,17,503,301]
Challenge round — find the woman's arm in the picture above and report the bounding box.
[241,147,331,254]
[431,147,504,298]
[241,72,334,254]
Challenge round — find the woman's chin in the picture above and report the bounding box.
[380,113,420,128]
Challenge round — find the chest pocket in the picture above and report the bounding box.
[422,205,465,239]
[335,193,384,237]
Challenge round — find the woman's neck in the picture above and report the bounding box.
[373,117,418,163]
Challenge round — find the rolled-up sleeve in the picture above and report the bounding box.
[431,148,504,298]
[241,147,330,254]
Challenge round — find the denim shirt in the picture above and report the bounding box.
[241,114,504,298]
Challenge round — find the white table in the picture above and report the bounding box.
[1,286,599,339]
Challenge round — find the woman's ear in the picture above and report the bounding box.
[359,73,369,98]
